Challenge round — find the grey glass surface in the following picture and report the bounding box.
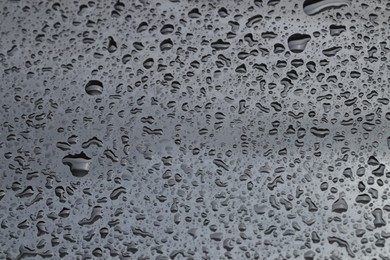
[1,0,390,259]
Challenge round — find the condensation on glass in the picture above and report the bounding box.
[0,0,389,259]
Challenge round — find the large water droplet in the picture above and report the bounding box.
[85,80,103,95]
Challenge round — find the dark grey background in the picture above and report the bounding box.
[1,0,389,259]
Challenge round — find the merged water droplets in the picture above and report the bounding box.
[62,152,92,177]
[211,39,231,50]
[287,33,311,53]
[303,0,351,16]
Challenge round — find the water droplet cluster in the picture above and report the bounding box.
[1,0,390,259]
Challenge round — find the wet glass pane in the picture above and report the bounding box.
[0,0,389,259]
